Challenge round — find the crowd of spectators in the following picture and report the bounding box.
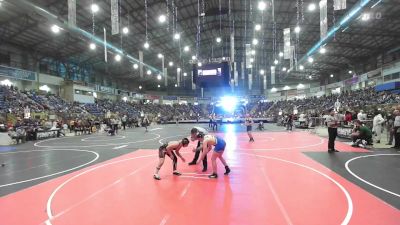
[267,87,400,118]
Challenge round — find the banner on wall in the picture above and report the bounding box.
[344,76,359,86]
[334,0,346,10]
[163,96,178,100]
[96,85,114,94]
[271,66,276,85]
[196,97,211,101]
[0,65,36,81]
[248,73,252,90]
[283,28,291,59]
[104,28,107,62]
[111,0,119,35]
[144,95,160,100]
[245,44,252,68]
[320,0,328,39]
[179,96,194,101]
[68,0,76,26]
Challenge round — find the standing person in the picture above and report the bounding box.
[393,110,400,149]
[372,111,385,144]
[153,138,189,180]
[245,114,255,142]
[286,114,293,131]
[142,116,149,132]
[326,109,340,153]
[188,127,208,172]
[121,115,127,130]
[386,114,394,145]
[196,133,230,178]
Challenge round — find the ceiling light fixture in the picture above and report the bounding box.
[91,4,99,13]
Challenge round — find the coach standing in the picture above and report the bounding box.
[326,109,340,153]
[393,110,400,149]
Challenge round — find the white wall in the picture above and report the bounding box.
[38,73,63,86]
[74,94,94,104]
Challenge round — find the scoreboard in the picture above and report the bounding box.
[193,62,231,88]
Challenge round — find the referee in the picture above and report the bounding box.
[326,109,340,153]
[188,127,208,172]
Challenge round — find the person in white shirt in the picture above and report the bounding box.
[372,111,385,143]
[357,110,366,121]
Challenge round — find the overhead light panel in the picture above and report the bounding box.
[91,4,99,13]
[255,24,261,31]
[51,25,60,33]
[122,27,129,34]
[330,74,334,77]
[294,26,301,33]
[157,53,163,58]
[274,59,279,65]
[144,42,149,49]
[308,57,314,63]
[308,3,316,11]
[114,54,121,61]
[252,38,259,45]
[184,46,190,52]
[260,69,265,75]
[174,33,180,40]
[133,64,138,69]
[157,74,162,80]
[197,62,202,67]
[361,13,370,21]
[169,61,174,67]
[258,1,267,11]
[299,65,304,70]
[158,14,166,23]
[147,70,152,75]
[89,43,96,50]
[319,47,326,54]
[216,37,222,43]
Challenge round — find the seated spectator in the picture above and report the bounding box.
[351,120,373,148]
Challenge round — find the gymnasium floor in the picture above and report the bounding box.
[0,124,399,225]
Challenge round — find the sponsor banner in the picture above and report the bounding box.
[117,89,130,96]
[68,0,76,26]
[179,96,194,101]
[344,76,359,85]
[36,130,58,140]
[283,28,291,59]
[163,96,178,100]
[249,95,264,99]
[144,95,160,100]
[96,85,114,94]
[195,97,211,101]
[287,90,297,96]
[111,0,119,35]
[320,0,328,39]
[334,0,346,10]
[310,86,326,93]
[0,65,36,81]
[133,93,144,99]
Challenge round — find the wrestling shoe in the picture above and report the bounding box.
[208,173,218,179]
[153,174,161,180]
[188,161,196,165]
[173,171,182,176]
[224,166,231,175]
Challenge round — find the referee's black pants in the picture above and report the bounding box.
[328,127,337,150]
[191,141,207,169]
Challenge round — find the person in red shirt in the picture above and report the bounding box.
[345,111,352,124]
